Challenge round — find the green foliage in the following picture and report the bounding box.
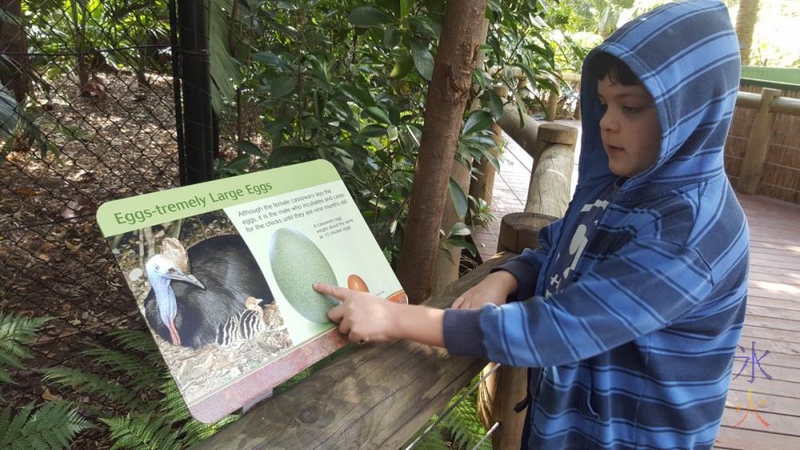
[23,0,171,79]
[402,376,492,450]
[0,401,92,450]
[439,384,492,450]
[0,311,50,385]
[212,0,560,264]
[100,413,181,450]
[42,328,239,449]
[0,312,91,449]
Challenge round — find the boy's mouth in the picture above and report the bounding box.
[606,144,624,153]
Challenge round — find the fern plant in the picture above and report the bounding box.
[44,328,238,449]
[403,376,493,450]
[0,311,91,450]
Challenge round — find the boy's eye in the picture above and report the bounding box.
[599,103,608,112]
[622,106,644,114]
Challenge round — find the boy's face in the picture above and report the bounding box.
[597,76,661,178]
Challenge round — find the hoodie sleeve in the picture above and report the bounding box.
[442,218,561,357]
[492,217,563,301]
[445,237,713,366]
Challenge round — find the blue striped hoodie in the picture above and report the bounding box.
[443,1,749,448]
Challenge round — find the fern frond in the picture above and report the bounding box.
[42,367,145,410]
[79,346,162,391]
[108,329,166,368]
[106,329,159,355]
[439,385,492,450]
[3,403,34,446]
[153,378,239,447]
[157,379,190,420]
[403,414,449,450]
[0,313,50,384]
[179,413,238,448]
[101,413,180,450]
[0,313,50,344]
[0,401,91,450]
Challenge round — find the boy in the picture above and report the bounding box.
[314,1,749,448]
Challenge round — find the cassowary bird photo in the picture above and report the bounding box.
[144,234,275,349]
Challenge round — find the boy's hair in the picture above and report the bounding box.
[587,52,642,86]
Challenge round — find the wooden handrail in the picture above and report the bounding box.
[770,96,800,115]
[195,254,514,450]
[735,87,800,195]
[736,90,800,115]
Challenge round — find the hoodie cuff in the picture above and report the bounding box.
[443,308,486,358]
[491,262,535,302]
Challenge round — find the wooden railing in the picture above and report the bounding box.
[733,88,800,196]
[195,255,506,450]
[197,115,579,449]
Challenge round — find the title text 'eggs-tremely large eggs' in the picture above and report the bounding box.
[269,228,338,324]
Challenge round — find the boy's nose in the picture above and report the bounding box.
[599,110,619,132]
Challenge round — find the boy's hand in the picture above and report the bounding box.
[314,282,397,343]
[451,270,517,309]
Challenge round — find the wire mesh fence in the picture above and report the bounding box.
[1,0,179,415]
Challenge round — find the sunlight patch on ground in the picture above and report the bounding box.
[750,280,800,295]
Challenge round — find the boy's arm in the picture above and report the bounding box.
[316,283,446,347]
[453,217,563,309]
[445,238,740,368]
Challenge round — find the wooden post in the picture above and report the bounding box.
[496,213,560,254]
[478,213,557,450]
[545,90,559,121]
[525,123,578,217]
[477,363,529,450]
[497,106,541,158]
[737,88,781,195]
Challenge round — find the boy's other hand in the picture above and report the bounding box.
[451,270,517,309]
[314,282,397,343]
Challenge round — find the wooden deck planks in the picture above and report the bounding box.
[719,196,800,448]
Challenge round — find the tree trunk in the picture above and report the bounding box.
[735,0,760,66]
[431,17,490,297]
[397,0,488,304]
[0,0,30,102]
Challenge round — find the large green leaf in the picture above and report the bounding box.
[209,0,242,112]
[389,53,415,79]
[363,105,391,125]
[483,89,505,121]
[252,51,289,70]
[384,26,402,48]
[463,110,493,136]
[358,124,388,138]
[448,177,468,219]
[237,141,267,158]
[0,88,19,138]
[340,84,376,108]
[409,16,442,39]
[348,6,392,28]
[271,76,297,98]
[410,39,434,81]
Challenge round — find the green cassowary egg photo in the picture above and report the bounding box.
[269,228,339,323]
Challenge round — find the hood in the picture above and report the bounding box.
[577,0,741,203]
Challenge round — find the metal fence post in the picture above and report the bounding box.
[176,0,215,184]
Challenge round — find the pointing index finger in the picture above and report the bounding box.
[313,282,345,301]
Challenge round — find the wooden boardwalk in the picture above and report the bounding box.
[472,132,800,449]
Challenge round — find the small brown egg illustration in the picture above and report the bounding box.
[347,274,369,292]
[387,290,408,304]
